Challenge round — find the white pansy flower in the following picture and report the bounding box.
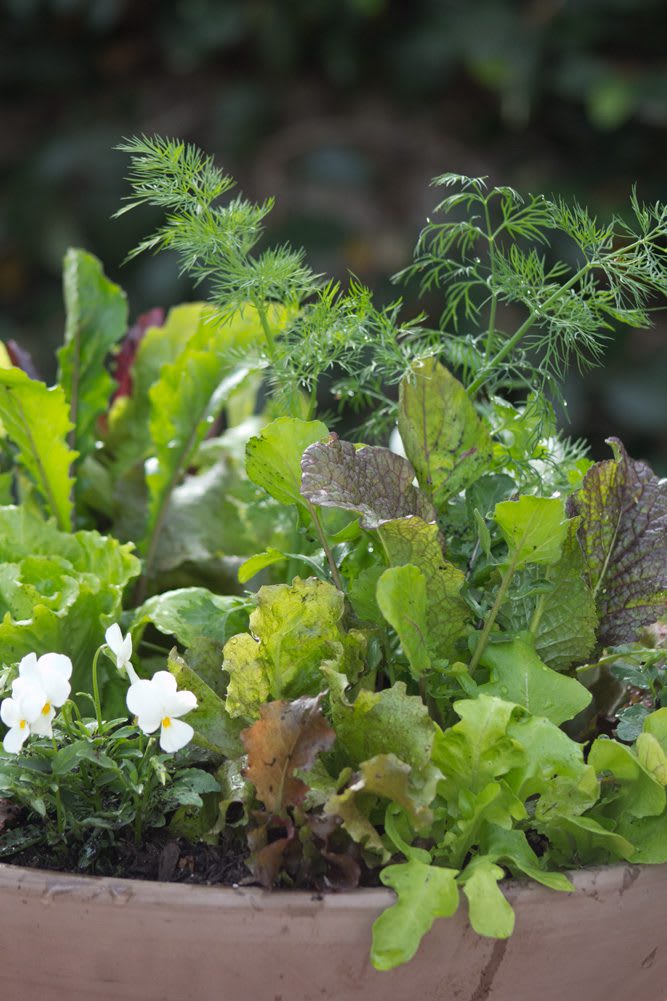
[105,623,139,684]
[17,652,72,710]
[1,680,48,753]
[126,671,197,753]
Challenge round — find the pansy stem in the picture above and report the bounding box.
[90,646,104,732]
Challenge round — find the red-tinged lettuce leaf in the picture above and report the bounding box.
[112,307,165,402]
[376,516,471,663]
[300,435,435,529]
[398,358,493,505]
[567,438,667,645]
[241,694,336,815]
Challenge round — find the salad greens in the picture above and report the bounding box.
[1,135,667,971]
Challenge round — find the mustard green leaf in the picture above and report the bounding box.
[460,858,515,938]
[376,564,431,677]
[494,495,568,567]
[477,632,592,724]
[300,435,435,529]
[567,437,667,645]
[246,417,328,508]
[371,861,459,971]
[398,358,493,504]
[377,516,471,662]
[0,369,76,531]
[58,248,128,462]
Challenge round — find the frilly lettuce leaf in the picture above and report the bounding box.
[398,358,493,504]
[300,435,435,529]
[567,437,667,645]
[223,577,365,718]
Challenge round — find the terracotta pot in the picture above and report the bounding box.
[1,860,666,1001]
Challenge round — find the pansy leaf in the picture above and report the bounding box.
[371,861,459,971]
[567,438,667,645]
[398,358,493,504]
[300,435,435,529]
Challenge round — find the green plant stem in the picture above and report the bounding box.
[133,734,155,847]
[254,300,276,362]
[305,500,344,591]
[483,199,498,358]
[91,646,104,732]
[469,554,519,673]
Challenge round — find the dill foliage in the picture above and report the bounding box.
[117,137,667,438]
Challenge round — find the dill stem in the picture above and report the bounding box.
[483,199,498,358]
[254,300,276,362]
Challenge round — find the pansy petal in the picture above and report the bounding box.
[17,652,38,679]
[11,681,48,722]
[38,653,73,681]
[159,718,194,753]
[30,709,55,738]
[105,623,123,656]
[126,679,159,717]
[135,713,162,735]
[41,674,71,708]
[3,725,30,754]
[151,671,178,695]
[0,698,19,728]
[165,689,198,718]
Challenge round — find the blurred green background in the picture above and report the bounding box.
[1,0,666,464]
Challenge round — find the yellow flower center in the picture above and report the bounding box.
[19,719,27,730]
[41,702,51,716]
[162,716,172,729]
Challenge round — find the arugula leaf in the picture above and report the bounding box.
[460,857,515,938]
[477,632,592,724]
[246,417,328,509]
[371,861,459,971]
[376,564,430,677]
[398,358,493,504]
[494,495,568,567]
[567,438,667,645]
[377,516,471,662]
[58,248,128,463]
[300,436,435,529]
[0,369,76,531]
[481,826,574,892]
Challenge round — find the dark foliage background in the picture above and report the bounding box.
[1,0,665,464]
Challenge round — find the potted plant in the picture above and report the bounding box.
[0,137,666,1001]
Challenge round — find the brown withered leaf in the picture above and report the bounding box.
[241,694,336,815]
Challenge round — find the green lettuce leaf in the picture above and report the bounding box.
[246,417,328,509]
[376,564,430,677]
[477,632,592,724]
[0,505,139,693]
[567,437,667,644]
[371,860,459,971]
[133,587,249,648]
[588,736,666,819]
[398,358,493,504]
[0,369,76,531]
[460,857,515,938]
[376,516,471,662]
[167,649,242,757]
[300,436,435,529]
[58,248,128,463]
